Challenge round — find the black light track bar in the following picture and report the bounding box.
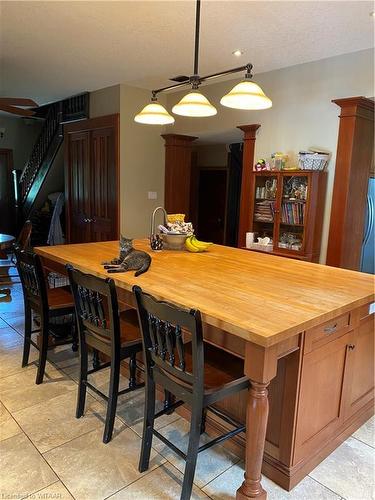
[152,63,253,97]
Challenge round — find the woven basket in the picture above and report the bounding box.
[298,152,330,171]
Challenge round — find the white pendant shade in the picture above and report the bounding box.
[172,92,217,117]
[220,80,272,110]
[134,102,175,125]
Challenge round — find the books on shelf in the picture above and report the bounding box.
[282,201,305,225]
[254,200,275,222]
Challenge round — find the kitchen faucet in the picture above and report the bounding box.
[150,206,168,250]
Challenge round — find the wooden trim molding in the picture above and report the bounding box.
[237,124,261,248]
[326,96,374,270]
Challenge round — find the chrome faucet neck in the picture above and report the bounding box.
[150,206,168,237]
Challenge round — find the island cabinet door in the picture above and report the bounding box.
[293,332,351,465]
[343,305,374,420]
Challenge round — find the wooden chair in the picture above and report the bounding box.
[67,265,144,444]
[6,220,33,285]
[133,285,250,500]
[15,248,78,385]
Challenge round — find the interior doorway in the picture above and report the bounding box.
[190,143,243,246]
[197,167,227,243]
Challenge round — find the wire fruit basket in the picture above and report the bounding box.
[298,151,330,171]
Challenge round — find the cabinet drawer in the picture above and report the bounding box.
[357,302,375,322]
[304,313,351,353]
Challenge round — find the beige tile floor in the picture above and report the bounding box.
[0,280,374,500]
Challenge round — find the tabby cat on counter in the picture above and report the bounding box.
[102,236,151,276]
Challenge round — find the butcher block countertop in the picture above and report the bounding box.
[35,239,374,347]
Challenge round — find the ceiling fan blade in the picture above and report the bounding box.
[0,97,38,107]
[0,104,36,116]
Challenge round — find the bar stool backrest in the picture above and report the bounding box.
[133,285,204,392]
[67,265,121,350]
[15,248,48,313]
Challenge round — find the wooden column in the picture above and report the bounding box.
[236,342,278,500]
[326,97,374,270]
[237,125,261,248]
[162,134,198,219]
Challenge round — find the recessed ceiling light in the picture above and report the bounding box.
[370,11,375,16]
[232,50,244,57]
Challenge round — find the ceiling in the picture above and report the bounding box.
[1,1,374,106]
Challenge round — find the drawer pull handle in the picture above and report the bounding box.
[348,344,356,351]
[324,323,338,335]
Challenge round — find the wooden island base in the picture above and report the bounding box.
[36,240,374,498]
[118,307,374,492]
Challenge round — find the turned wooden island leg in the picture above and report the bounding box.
[236,342,278,500]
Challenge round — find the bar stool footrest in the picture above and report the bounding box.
[151,401,246,460]
[153,429,187,460]
[118,382,145,395]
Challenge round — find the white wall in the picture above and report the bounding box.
[120,84,166,238]
[0,115,42,170]
[166,48,374,263]
[89,84,166,238]
[89,84,120,118]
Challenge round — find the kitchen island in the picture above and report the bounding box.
[35,240,374,499]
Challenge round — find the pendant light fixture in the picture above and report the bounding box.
[134,94,175,125]
[172,91,217,117]
[134,0,272,125]
[220,64,272,110]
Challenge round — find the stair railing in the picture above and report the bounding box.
[19,101,62,203]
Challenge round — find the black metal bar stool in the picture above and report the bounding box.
[15,248,78,384]
[67,265,144,443]
[133,285,250,500]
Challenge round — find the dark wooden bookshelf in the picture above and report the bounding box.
[243,170,327,262]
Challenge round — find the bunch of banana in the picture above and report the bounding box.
[185,235,213,253]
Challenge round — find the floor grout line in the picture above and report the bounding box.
[102,462,167,500]
[9,427,63,497]
[350,434,375,450]
[306,474,345,498]
[2,407,77,499]
[41,426,107,456]
[19,479,61,500]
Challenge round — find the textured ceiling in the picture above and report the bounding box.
[1,1,374,105]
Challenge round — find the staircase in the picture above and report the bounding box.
[15,93,89,223]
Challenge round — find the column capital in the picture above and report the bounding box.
[161,134,198,147]
[237,124,261,139]
[332,96,374,120]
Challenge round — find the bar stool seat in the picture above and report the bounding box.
[183,342,245,389]
[88,309,142,356]
[120,309,142,344]
[47,286,74,310]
